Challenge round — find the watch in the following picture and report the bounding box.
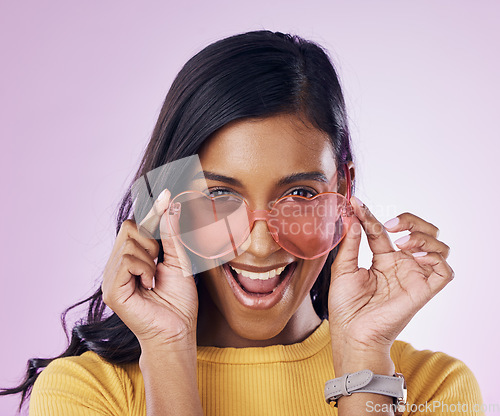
[324,370,407,415]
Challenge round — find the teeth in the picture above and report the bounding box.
[229,265,287,280]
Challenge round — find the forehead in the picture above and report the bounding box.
[198,113,337,183]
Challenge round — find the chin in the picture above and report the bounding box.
[223,312,293,342]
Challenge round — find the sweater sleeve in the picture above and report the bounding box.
[29,351,135,416]
[391,340,484,416]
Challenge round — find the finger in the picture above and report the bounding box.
[120,238,158,270]
[384,212,440,238]
[331,212,361,277]
[350,196,394,254]
[117,254,156,292]
[159,205,193,277]
[137,188,171,240]
[412,252,454,294]
[122,220,160,260]
[103,254,156,307]
[393,231,450,259]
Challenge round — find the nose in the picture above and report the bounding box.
[240,219,281,258]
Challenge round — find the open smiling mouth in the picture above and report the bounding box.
[222,261,298,310]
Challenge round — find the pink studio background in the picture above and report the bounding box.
[1,1,499,414]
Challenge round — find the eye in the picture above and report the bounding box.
[205,187,242,201]
[287,188,317,198]
[208,188,231,197]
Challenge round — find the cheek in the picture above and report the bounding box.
[298,256,329,290]
[198,267,223,294]
[198,266,234,309]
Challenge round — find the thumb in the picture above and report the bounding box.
[159,203,193,277]
[330,205,362,279]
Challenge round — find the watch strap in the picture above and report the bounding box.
[324,370,406,404]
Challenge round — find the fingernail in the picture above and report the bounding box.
[394,235,410,246]
[157,189,168,201]
[169,202,181,215]
[352,196,364,207]
[384,217,400,229]
[412,251,427,257]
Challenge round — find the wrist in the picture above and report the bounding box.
[139,337,198,369]
[139,343,199,393]
[331,337,395,376]
[139,331,197,354]
[333,353,395,377]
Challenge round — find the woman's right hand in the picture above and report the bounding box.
[101,188,199,350]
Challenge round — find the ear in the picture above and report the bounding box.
[338,161,355,197]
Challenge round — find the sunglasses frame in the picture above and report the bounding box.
[168,163,353,260]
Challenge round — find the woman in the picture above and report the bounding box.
[1,30,483,415]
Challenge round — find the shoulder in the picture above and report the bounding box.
[390,340,484,415]
[30,351,144,416]
[33,350,141,390]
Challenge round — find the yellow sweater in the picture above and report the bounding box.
[29,319,483,415]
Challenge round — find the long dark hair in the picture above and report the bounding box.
[1,30,355,412]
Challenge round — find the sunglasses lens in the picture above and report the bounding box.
[270,194,348,259]
[171,192,250,259]
[171,192,350,260]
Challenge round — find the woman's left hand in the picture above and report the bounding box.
[328,196,453,366]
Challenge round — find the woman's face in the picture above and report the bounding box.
[196,113,342,342]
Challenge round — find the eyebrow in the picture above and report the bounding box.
[191,170,329,187]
